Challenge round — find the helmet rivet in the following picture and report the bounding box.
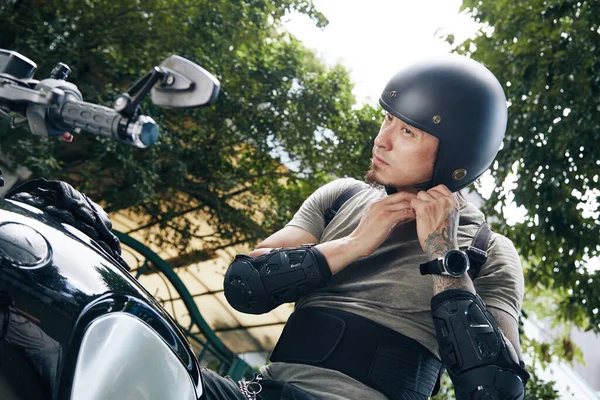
[390,91,397,98]
[452,169,467,181]
[432,115,441,124]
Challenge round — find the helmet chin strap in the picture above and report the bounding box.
[384,179,434,195]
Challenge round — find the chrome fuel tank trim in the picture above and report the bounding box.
[70,312,201,400]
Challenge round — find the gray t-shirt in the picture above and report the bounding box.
[261,178,525,400]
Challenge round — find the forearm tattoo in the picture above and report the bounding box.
[424,207,459,260]
[424,228,453,260]
[426,205,476,294]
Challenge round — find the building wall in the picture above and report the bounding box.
[0,159,31,196]
[572,328,600,392]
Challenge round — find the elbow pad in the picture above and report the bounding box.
[431,289,530,400]
[224,245,331,314]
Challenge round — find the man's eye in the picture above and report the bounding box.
[386,112,393,122]
[402,128,413,135]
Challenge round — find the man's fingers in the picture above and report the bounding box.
[379,191,417,208]
[416,190,434,201]
[427,186,459,208]
[368,199,414,218]
[386,206,416,219]
[429,184,453,196]
[385,200,413,210]
[426,188,446,200]
[371,192,415,209]
[390,208,416,225]
[59,132,74,142]
[387,191,417,202]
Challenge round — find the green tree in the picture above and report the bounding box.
[0,0,379,256]
[456,0,600,332]
[443,0,600,397]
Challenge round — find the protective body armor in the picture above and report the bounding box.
[431,290,529,399]
[224,245,331,315]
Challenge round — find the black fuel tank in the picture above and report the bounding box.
[0,198,201,400]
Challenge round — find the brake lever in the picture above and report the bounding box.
[0,79,65,108]
[0,108,28,127]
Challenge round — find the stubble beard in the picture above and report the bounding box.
[364,165,386,187]
[365,164,412,192]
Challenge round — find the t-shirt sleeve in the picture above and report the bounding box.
[286,178,363,240]
[473,234,525,323]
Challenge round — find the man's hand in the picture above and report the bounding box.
[411,185,475,294]
[347,191,417,257]
[410,184,459,259]
[59,132,74,142]
[246,190,415,276]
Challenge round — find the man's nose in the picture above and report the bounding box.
[374,125,393,149]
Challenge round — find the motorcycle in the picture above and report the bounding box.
[0,49,220,400]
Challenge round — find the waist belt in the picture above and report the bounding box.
[270,307,442,400]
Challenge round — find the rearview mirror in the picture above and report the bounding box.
[151,55,220,108]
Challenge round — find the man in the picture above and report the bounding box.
[222,53,529,400]
[5,54,529,400]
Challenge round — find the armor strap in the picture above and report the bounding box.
[466,222,492,280]
[270,307,442,399]
[324,184,368,227]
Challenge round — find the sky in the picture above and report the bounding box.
[282,0,481,104]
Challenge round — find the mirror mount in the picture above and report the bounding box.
[113,66,165,118]
[154,67,194,92]
[151,55,219,109]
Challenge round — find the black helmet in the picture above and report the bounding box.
[379,53,507,192]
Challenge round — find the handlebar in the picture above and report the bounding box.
[0,76,160,148]
[57,99,158,148]
[0,49,221,149]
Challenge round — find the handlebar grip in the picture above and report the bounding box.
[59,100,123,139]
[55,100,159,147]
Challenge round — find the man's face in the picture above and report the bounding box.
[365,111,439,192]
